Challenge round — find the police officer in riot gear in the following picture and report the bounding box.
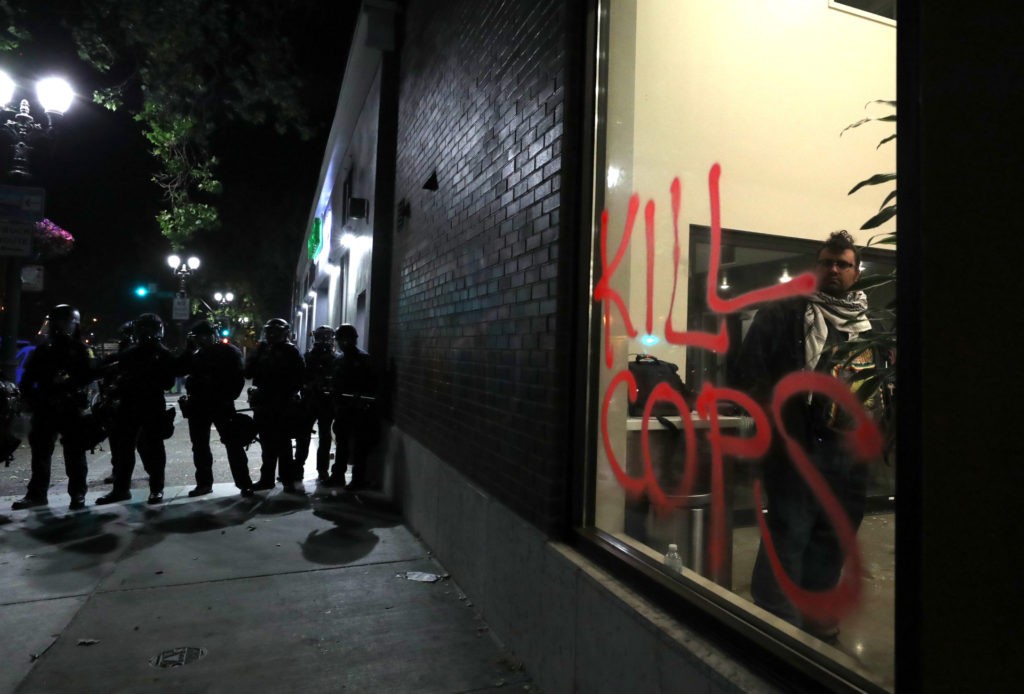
[117,320,136,351]
[95,314,176,505]
[246,318,304,493]
[12,305,95,510]
[327,324,377,491]
[99,319,137,484]
[177,320,255,497]
[295,325,338,483]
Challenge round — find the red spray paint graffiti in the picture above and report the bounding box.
[594,163,883,625]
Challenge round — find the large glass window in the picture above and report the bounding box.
[585,1,896,690]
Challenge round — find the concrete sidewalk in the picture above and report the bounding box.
[0,483,535,693]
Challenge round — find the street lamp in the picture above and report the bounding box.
[167,254,201,293]
[0,70,74,381]
[210,291,236,341]
[1,72,74,180]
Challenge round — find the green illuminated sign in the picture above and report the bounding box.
[307,217,323,260]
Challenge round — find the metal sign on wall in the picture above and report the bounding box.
[307,217,323,260]
[0,185,45,258]
[21,264,44,291]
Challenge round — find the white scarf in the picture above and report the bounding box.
[804,290,871,370]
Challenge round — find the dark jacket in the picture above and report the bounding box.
[735,298,808,407]
[303,344,337,391]
[108,339,176,414]
[332,346,375,409]
[179,341,246,411]
[20,335,94,416]
[245,342,304,405]
[302,344,338,405]
[735,297,880,443]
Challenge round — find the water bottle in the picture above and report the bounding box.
[664,543,682,573]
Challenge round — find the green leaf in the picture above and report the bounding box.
[877,133,897,148]
[866,231,897,247]
[861,205,897,230]
[852,374,883,405]
[840,117,873,136]
[879,189,897,210]
[848,173,897,195]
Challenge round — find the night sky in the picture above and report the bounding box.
[3,2,357,343]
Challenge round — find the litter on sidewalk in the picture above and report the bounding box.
[397,570,448,582]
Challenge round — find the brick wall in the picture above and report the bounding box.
[389,0,577,531]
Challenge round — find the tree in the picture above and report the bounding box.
[4,0,340,247]
[0,1,28,53]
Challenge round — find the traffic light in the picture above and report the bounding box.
[134,285,148,298]
[220,327,230,337]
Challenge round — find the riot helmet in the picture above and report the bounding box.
[222,412,258,448]
[312,325,335,345]
[48,304,81,339]
[134,313,165,342]
[187,320,217,345]
[118,320,136,346]
[262,318,290,345]
[335,323,358,350]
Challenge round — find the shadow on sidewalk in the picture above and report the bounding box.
[3,488,407,577]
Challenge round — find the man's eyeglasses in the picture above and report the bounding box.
[816,259,855,271]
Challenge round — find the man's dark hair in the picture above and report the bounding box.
[818,229,861,268]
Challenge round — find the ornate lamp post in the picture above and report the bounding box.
[212,291,234,340]
[0,70,74,381]
[1,73,73,180]
[166,255,200,350]
[167,254,201,293]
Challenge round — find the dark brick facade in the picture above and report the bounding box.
[389,0,581,531]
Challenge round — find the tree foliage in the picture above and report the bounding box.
[0,1,29,53]
[7,0,323,247]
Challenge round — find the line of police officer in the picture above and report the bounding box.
[10,303,376,511]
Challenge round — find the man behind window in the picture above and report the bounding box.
[737,230,883,645]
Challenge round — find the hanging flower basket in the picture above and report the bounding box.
[33,218,75,260]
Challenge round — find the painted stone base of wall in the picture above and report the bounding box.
[383,427,778,693]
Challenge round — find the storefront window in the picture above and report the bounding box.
[585,1,896,689]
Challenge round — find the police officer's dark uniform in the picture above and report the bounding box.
[12,305,95,510]
[99,320,137,484]
[328,324,377,490]
[295,325,338,483]
[245,318,305,493]
[176,321,255,497]
[95,314,175,505]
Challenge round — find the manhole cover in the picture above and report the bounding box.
[149,646,208,668]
